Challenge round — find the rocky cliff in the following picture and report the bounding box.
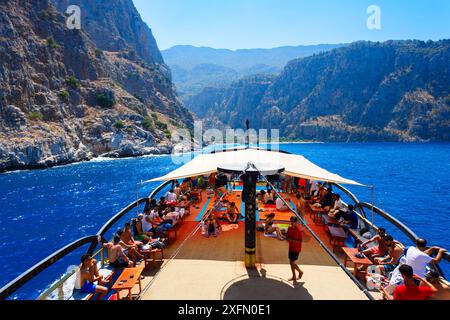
[188,40,450,142]
[0,0,193,171]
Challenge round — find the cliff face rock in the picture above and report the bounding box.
[188,40,450,142]
[0,0,193,171]
[52,0,163,66]
[186,74,276,129]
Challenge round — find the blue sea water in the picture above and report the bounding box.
[0,143,449,299]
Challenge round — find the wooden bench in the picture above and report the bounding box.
[322,214,339,231]
[142,247,164,269]
[71,265,120,300]
[348,229,377,248]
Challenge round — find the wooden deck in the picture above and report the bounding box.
[128,190,373,300]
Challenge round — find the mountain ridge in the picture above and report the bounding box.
[162,43,345,99]
[186,40,450,142]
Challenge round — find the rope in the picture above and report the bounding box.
[252,164,375,300]
[140,171,248,298]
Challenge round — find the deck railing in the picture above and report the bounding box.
[1,175,448,299]
[0,178,175,300]
[332,183,450,267]
[0,195,153,300]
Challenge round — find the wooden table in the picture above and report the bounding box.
[342,247,373,276]
[328,226,348,253]
[322,215,339,231]
[309,204,325,224]
[112,267,144,300]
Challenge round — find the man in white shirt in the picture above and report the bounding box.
[405,239,447,278]
[310,180,319,195]
[166,189,177,202]
[389,238,447,285]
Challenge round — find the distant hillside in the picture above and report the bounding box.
[187,40,450,142]
[162,44,345,99]
[0,0,193,171]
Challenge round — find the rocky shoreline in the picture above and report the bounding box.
[0,144,174,173]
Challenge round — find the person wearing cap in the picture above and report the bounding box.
[286,216,304,283]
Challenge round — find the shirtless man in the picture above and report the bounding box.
[117,229,144,266]
[359,228,390,260]
[276,196,290,212]
[226,202,240,224]
[122,222,144,247]
[373,235,404,275]
[78,254,108,299]
[423,271,450,300]
[295,194,306,219]
[99,235,133,269]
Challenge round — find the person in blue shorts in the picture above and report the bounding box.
[79,254,108,299]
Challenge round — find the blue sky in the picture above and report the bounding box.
[133,0,450,50]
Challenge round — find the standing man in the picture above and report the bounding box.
[286,216,304,283]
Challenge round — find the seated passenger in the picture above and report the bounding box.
[133,215,152,243]
[174,183,181,198]
[358,227,390,260]
[122,222,144,247]
[117,229,144,266]
[264,190,275,204]
[205,215,220,238]
[373,235,404,275]
[258,190,266,203]
[276,196,290,212]
[264,213,286,241]
[158,196,167,212]
[339,204,359,232]
[77,254,108,300]
[320,187,334,210]
[295,194,306,219]
[390,239,448,285]
[100,235,133,269]
[328,194,344,216]
[423,271,450,300]
[226,202,240,224]
[385,265,437,300]
[165,189,177,203]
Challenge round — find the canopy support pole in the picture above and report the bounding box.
[371,185,375,227]
[242,170,259,268]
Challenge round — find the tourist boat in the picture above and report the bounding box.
[1,147,448,300]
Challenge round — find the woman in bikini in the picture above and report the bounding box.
[264,213,286,240]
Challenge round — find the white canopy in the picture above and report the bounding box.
[145,149,364,186]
